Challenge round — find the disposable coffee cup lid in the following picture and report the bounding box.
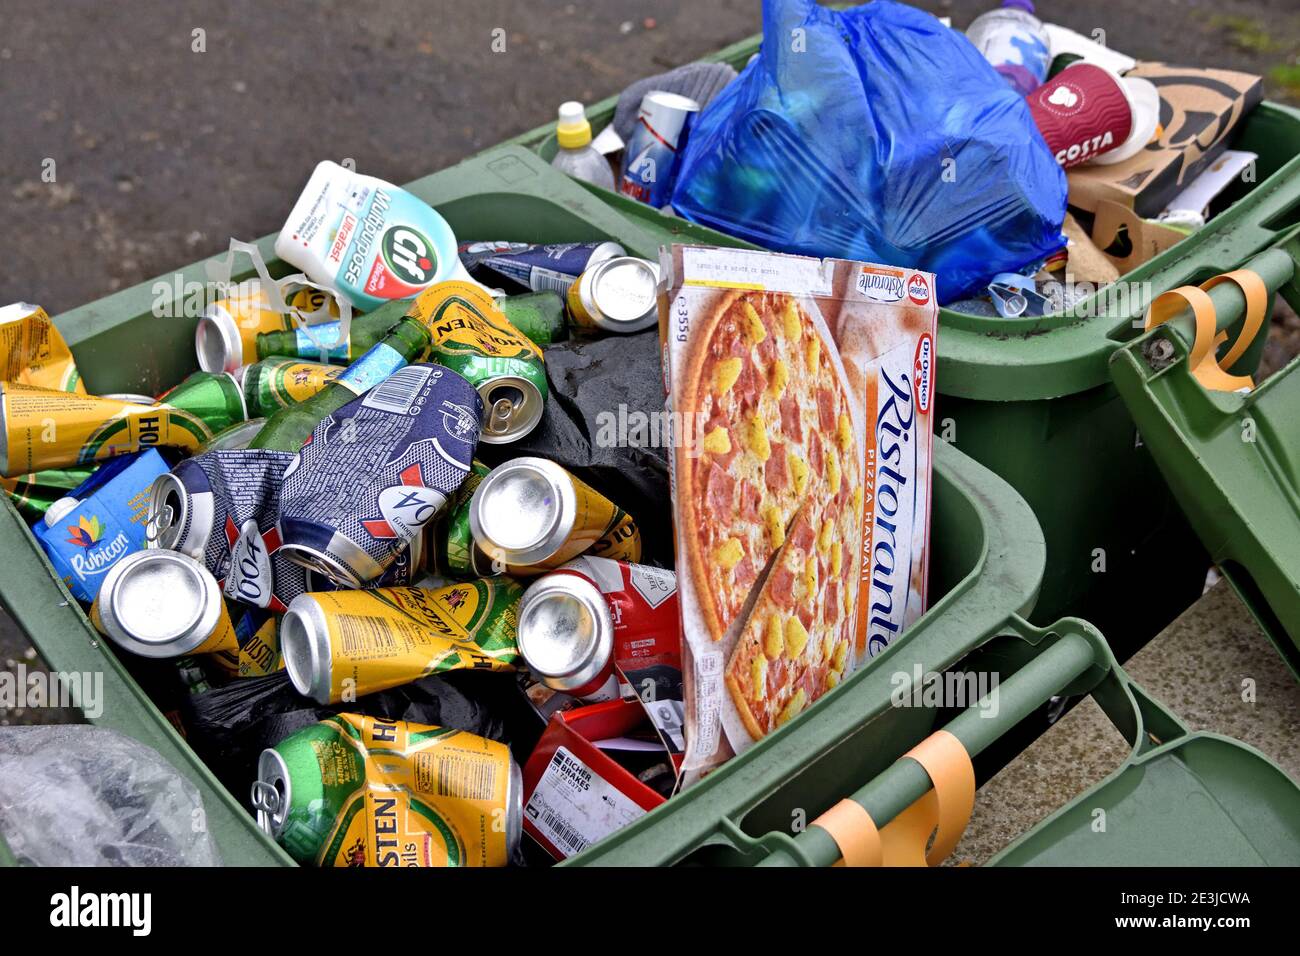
[1090,76,1160,167]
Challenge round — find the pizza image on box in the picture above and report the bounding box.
[675,289,863,740]
[660,246,936,780]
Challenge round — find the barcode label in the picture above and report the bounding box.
[335,614,399,659]
[538,807,588,854]
[523,745,646,860]
[426,753,498,802]
[530,267,578,296]
[362,365,434,414]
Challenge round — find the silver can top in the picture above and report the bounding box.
[280,593,333,704]
[476,375,545,445]
[94,550,224,658]
[586,257,660,333]
[102,392,158,405]
[195,302,242,374]
[516,572,614,694]
[145,470,212,557]
[251,747,292,838]
[468,457,575,568]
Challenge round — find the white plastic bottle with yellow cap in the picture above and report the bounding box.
[550,102,615,190]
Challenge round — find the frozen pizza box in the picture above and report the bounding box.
[657,245,937,781]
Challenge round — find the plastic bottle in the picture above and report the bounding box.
[274,161,479,312]
[550,102,616,190]
[966,0,1052,96]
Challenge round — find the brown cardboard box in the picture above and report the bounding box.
[1090,201,1188,273]
[1067,63,1262,218]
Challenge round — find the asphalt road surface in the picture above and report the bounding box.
[1,0,1298,726]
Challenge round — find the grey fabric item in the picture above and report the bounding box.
[612,61,738,142]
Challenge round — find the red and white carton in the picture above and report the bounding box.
[657,245,937,782]
[521,699,667,861]
[531,556,686,761]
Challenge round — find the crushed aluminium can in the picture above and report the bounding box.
[408,281,547,444]
[252,714,521,867]
[618,91,700,208]
[280,578,523,704]
[90,550,239,659]
[468,457,641,576]
[458,241,624,296]
[146,449,307,612]
[518,556,679,704]
[276,363,482,588]
[566,256,661,334]
[0,301,86,393]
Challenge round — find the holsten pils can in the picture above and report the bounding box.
[277,363,482,587]
[566,256,661,334]
[281,579,523,704]
[518,556,678,702]
[468,457,641,575]
[0,370,246,477]
[206,604,284,679]
[252,714,521,867]
[618,91,700,208]
[407,281,547,445]
[90,550,238,659]
[458,241,624,296]
[196,280,337,373]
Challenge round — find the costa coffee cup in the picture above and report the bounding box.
[1027,62,1155,169]
[1090,75,1160,166]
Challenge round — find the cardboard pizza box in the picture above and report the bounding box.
[657,245,938,782]
[1067,62,1263,218]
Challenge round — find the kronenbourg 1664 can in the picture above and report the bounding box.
[280,578,523,704]
[251,714,521,867]
[276,363,482,588]
[145,449,308,613]
[618,91,700,208]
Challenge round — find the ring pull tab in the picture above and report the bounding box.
[144,504,173,543]
[249,780,282,816]
[487,397,514,435]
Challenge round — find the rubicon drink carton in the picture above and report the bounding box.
[659,245,937,781]
[33,450,170,603]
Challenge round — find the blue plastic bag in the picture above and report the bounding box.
[671,0,1067,304]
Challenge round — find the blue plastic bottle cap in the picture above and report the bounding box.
[1003,0,1035,11]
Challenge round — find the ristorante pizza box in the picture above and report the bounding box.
[658,245,938,781]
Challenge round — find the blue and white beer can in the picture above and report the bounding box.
[618,91,700,209]
[276,363,482,587]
